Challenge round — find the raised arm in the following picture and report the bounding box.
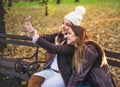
[35,36,75,54]
[42,33,59,43]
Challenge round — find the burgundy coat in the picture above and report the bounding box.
[35,33,75,86]
[67,44,116,87]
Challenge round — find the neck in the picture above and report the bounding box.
[73,43,78,48]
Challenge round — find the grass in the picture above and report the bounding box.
[12,1,43,8]
[11,0,120,8]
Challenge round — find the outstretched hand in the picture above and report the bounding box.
[24,16,37,37]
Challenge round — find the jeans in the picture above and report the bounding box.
[76,82,90,87]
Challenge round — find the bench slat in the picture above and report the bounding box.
[0,68,29,81]
[0,57,31,69]
[0,38,38,47]
[105,50,120,59]
[0,33,32,40]
[107,59,120,67]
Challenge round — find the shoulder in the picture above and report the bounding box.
[85,44,99,57]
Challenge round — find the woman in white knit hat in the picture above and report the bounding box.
[25,6,86,87]
[64,6,85,26]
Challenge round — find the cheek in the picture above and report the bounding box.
[67,35,77,44]
[71,37,77,43]
[62,28,68,34]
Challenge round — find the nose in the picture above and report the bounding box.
[66,34,69,38]
[62,23,67,28]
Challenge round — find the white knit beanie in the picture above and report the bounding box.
[64,6,86,26]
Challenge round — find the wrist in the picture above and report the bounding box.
[32,34,39,43]
[29,29,37,38]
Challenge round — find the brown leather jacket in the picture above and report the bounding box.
[67,42,116,87]
[36,33,75,86]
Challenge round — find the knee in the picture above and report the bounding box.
[28,75,45,87]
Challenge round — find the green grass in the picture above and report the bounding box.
[12,1,43,8]
[11,0,120,8]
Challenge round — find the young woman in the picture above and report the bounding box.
[66,26,116,87]
[25,6,86,87]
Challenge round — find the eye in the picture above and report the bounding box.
[68,32,71,35]
[66,23,72,27]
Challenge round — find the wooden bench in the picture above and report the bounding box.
[0,33,120,81]
[0,33,46,81]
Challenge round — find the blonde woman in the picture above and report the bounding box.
[66,26,116,87]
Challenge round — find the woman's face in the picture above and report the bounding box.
[61,18,73,35]
[66,28,77,46]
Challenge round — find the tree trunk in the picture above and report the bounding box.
[75,0,79,2]
[0,0,6,52]
[45,3,48,16]
[8,0,12,7]
[56,0,60,4]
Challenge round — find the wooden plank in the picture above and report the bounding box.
[0,56,14,62]
[0,33,32,40]
[0,38,38,47]
[105,50,120,59]
[0,57,31,69]
[107,59,120,67]
[0,57,14,69]
[0,68,29,81]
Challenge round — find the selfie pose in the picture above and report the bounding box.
[25,6,86,87]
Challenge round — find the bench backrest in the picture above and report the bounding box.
[105,50,120,67]
[0,33,120,67]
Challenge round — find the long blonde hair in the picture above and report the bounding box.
[71,26,89,73]
[71,26,107,73]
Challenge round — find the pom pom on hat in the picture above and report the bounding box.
[64,6,86,26]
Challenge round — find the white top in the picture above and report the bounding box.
[50,55,59,71]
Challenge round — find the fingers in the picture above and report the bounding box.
[24,23,38,37]
[24,16,38,37]
[24,22,33,31]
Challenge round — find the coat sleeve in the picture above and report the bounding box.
[67,45,98,87]
[36,36,75,55]
[42,33,59,43]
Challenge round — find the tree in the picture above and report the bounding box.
[75,0,79,2]
[8,0,12,7]
[56,0,60,4]
[43,0,48,15]
[0,0,6,52]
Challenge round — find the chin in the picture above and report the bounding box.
[62,31,67,35]
[67,41,71,45]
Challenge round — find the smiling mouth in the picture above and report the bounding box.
[67,39,69,41]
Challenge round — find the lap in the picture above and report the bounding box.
[42,73,65,87]
[34,68,65,87]
[34,68,55,79]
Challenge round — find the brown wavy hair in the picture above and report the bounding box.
[71,26,107,73]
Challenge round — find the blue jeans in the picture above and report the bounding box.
[76,82,90,87]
